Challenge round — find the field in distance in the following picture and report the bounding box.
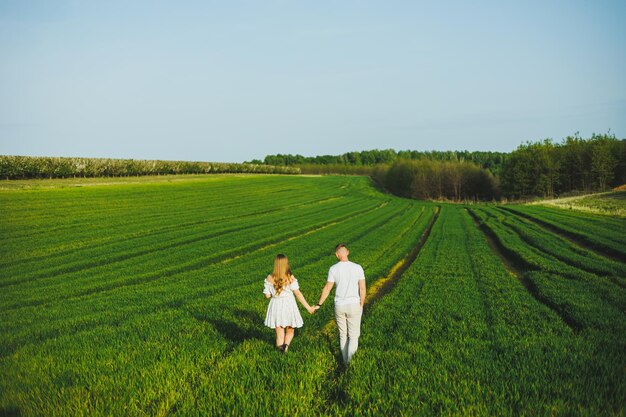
[0,174,624,416]
[527,189,626,217]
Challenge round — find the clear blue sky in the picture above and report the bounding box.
[1,1,625,163]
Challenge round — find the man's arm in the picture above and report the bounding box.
[358,279,366,307]
[317,281,334,305]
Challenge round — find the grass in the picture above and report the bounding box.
[0,174,624,416]
[527,190,626,217]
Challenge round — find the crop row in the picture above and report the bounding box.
[0,184,428,360]
[503,205,626,260]
[0,197,385,314]
[0,175,432,415]
[0,176,352,259]
[0,195,373,292]
[0,192,343,269]
[336,206,625,416]
[469,207,626,333]
[163,206,440,416]
[2,175,623,416]
[490,207,626,285]
[0,190,436,415]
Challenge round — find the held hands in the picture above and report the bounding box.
[308,305,320,315]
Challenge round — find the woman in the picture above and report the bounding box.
[263,254,318,352]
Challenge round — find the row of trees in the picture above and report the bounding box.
[374,159,499,201]
[500,134,626,198]
[256,133,625,200]
[0,156,300,180]
[295,163,380,176]
[4,134,622,199]
[255,149,507,175]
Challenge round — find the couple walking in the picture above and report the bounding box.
[262,243,366,364]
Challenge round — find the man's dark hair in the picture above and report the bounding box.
[335,243,348,252]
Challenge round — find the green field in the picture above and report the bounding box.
[1,175,624,416]
[527,190,626,218]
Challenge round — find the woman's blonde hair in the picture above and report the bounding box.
[271,254,293,295]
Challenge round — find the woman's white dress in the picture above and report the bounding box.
[263,276,304,328]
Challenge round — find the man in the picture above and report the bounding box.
[316,243,366,365]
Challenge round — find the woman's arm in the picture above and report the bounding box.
[263,277,272,299]
[293,290,318,314]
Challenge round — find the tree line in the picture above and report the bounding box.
[0,156,300,180]
[253,149,507,176]
[295,159,500,201]
[254,133,625,201]
[500,133,625,198]
[3,134,623,200]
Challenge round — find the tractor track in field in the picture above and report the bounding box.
[498,206,626,263]
[0,195,346,269]
[319,205,440,337]
[491,207,626,289]
[1,201,387,313]
[0,186,336,249]
[0,197,359,290]
[466,208,582,333]
[218,201,397,268]
[1,220,276,289]
[465,209,521,279]
[169,209,429,371]
[182,207,413,356]
[359,206,426,272]
[0,200,403,358]
[3,180,305,222]
[362,205,440,308]
[317,205,441,410]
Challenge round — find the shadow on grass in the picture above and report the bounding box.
[192,308,270,346]
[0,407,21,417]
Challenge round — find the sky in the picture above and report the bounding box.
[1,1,625,163]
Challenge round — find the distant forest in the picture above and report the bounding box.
[252,133,626,201]
[252,149,506,176]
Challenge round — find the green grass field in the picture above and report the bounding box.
[528,190,626,218]
[1,174,624,416]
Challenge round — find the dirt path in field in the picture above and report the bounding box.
[498,206,626,263]
[466,208,581,332]
[362,206,441,307]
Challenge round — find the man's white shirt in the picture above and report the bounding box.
[327,260,365,306]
